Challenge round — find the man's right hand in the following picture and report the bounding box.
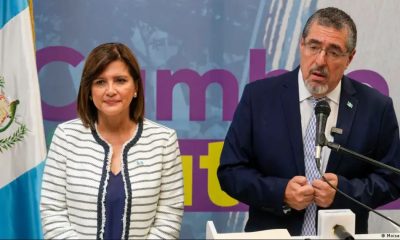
[284,176,314,210]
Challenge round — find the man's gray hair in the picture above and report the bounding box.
[302,7,357,53]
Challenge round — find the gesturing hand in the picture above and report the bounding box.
[284,176,315,210]
[312,173,338,208]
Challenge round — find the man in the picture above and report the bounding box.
[217,7,400,236]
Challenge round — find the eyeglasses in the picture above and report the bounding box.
[303,42,349,61]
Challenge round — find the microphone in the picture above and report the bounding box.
[314,100,331,168]
[333,224,355,240]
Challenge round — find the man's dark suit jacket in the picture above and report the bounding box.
[217,67,400,235]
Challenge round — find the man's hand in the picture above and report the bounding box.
[284,176,315,210]
[312,173,338,208]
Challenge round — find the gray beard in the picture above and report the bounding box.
[305,80,329,96]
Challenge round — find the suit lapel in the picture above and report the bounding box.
[281,70,305,175]
[326,76,358,172]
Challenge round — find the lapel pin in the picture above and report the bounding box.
[347,101,353,108]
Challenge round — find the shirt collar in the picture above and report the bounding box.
[298,70,341,104]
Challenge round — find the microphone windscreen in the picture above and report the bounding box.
[315,100,331,115]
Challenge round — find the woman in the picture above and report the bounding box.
[41,43,184,239]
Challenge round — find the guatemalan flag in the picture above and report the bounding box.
[0,0,47,238]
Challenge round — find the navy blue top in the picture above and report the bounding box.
[104,171,125,239]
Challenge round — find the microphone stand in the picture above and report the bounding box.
[317,139,400,229]
[326,141,400,176]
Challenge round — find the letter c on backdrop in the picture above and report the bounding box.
[36,46,84,121]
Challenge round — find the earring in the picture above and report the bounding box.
[133,92,137,98]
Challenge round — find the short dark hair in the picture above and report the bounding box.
[302,7,357,52]
[77,42,145,129]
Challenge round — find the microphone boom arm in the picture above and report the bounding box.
[318,140,400,229]
[326,141,400,176]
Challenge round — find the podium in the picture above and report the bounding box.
[206,221,291,239]
[206,209,400,239]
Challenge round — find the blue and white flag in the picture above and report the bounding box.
[0,0,47,238]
